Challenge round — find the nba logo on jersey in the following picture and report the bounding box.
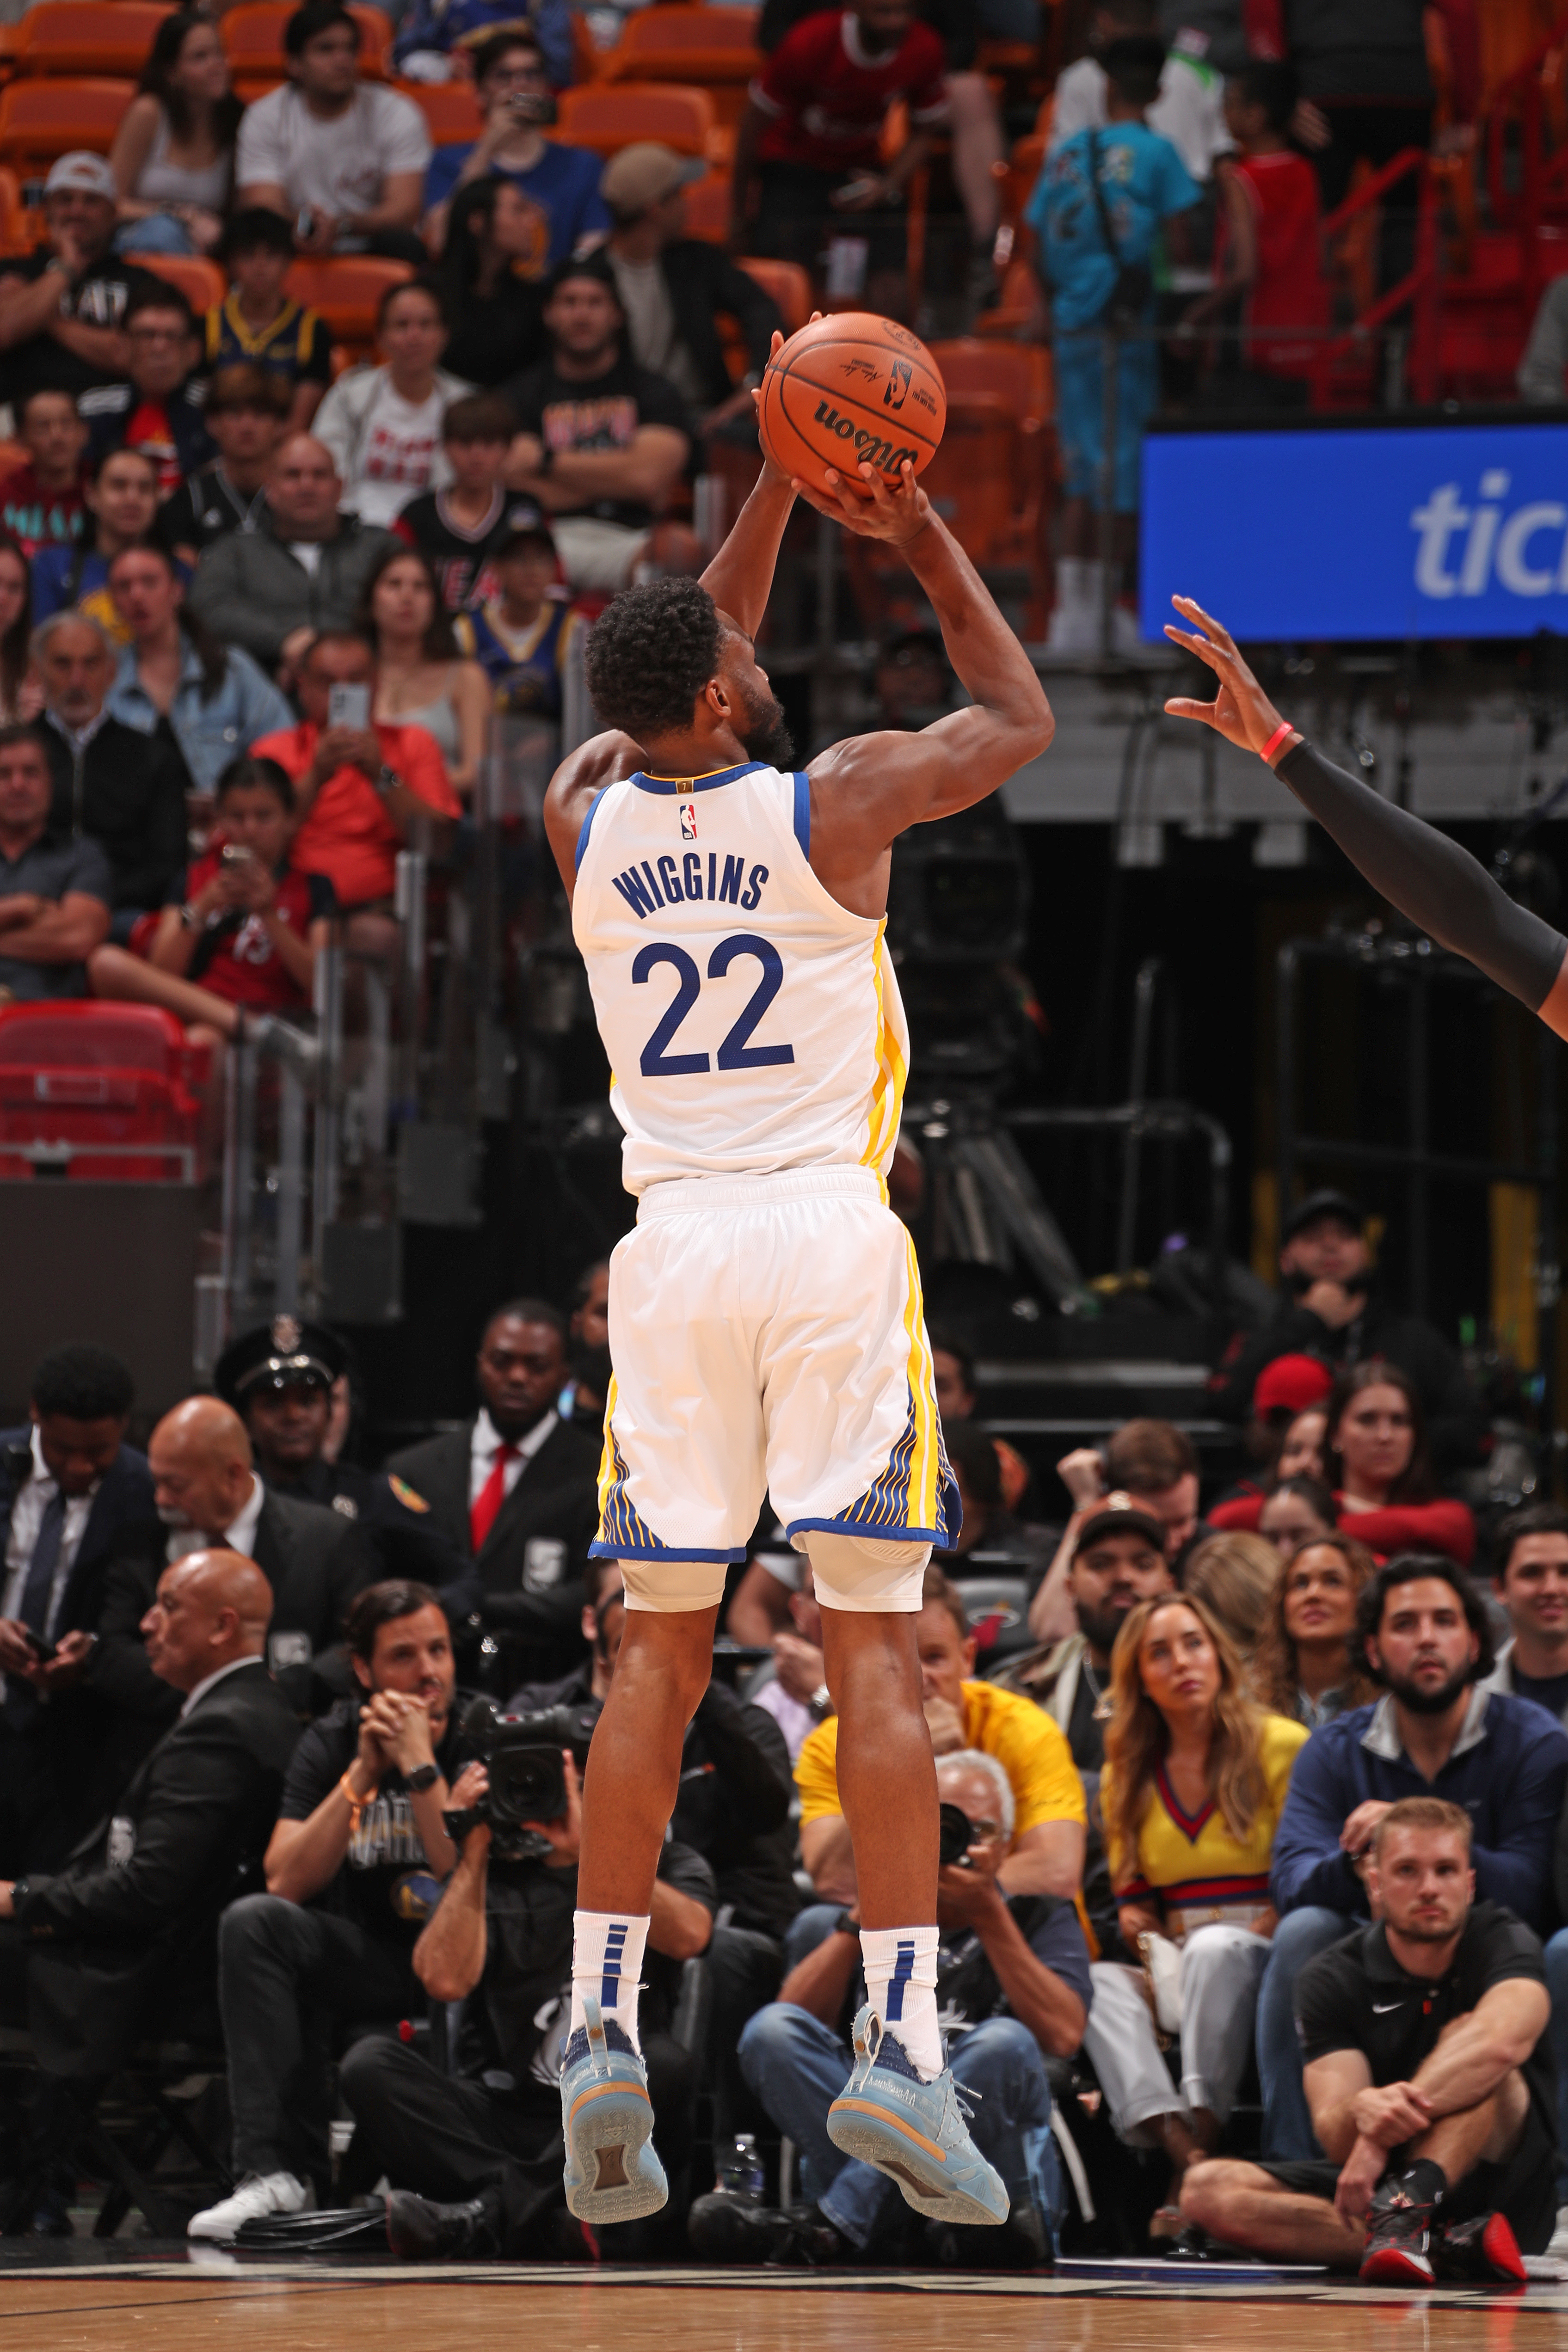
[679,800,697,841]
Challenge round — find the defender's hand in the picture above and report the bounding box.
[791,457,930,546]
[1163,596,1291,759]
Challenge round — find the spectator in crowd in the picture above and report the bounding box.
[1029,1418,1203,1642]
[747,1556,830,1764]
[127,1394,374,1718]
[396,394,549,611]
[0,1551,298,2088]
[81,284,215,494]
[249,627,459,950]
[361,545,491,798]
[570,1256,609,1350]
[1327,1362,1475,1567]
[1519,276,1568,405]
[732,0,949,318]
[931,1419,1051,1594]
[1210,1190,1486,1471]
[0,389,88,559]
[1258,1554,1568,2161]
[1277,1404,1330,1484]
[1183,1797,1554,2282]
[36,612,188,923]
[385,1299,601,1668]
[0,540,39,728]
[720,1743,1092,2267]
[1250,1532,1378,1728]
[212,1318,466,1590]
[314,284,472,530]
[162,366,293,565]
[1051,0,1231,184]
[1084,1591,1306,2233]
[87,755,331,1051]
[0,725,111,1003]
[188,435,400,676]
[929,1329,1031,1512]
[1257,1475,1337,1553]
[0,154,163,407]
[453,521,577,723]
[1486,1504,1568,1724]
[395,0,574,92]
[422,33,609,266]
[602,144,783,436]
[1179,61,1327,403]
[340,1750,715,2260]
[188,1580,467,2241]
[0,1345,165,1876]
[1182,1529,1280,1661]
[31,446,165,637]
[1028,35,1199,654]
[500,254,701,594]
[105,543,293,796]
[205,211,335,432]
[998,1495,1173,1773]
[431,181,549,391]
[1209,1353,1335,1530]
[110,12,240,258]
[235,0,432,264]
[797,1566,1086,1907]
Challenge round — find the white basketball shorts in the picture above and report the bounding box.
[591,1167,957,1613]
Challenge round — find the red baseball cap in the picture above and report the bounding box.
[1253,1353,1334,1417]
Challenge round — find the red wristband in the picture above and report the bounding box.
[1261,721,1295,764]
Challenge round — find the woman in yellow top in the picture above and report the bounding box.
[1082,1592,1308,2235]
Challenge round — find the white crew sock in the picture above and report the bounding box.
[860,1924,941,2080]
[570,1909,649,2053]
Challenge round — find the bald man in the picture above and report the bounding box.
[0,1550,300,2088]
[93,1392,374,1721]
[186,430,401,675]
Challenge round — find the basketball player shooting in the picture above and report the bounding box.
[539,433,1053,2229]
[1164,594,1568,1040]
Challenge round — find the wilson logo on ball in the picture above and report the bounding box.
[812,402,921,474]
[756,312,947,498]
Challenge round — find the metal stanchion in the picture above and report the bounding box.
[311,935,343,1280]
[275,1056,305,1314]
[394,847,426,1124]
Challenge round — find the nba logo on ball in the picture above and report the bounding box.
[679,800,697,840]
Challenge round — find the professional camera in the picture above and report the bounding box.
[938,1801,976,1867]
[443,1695,602,1859]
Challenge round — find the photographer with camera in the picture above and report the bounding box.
[188,1581,468,2244]
[340,1726,717,2260]
[697,1746,1091,2266]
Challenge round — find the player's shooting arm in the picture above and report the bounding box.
[700,416,797,641]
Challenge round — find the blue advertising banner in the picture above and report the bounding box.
[1138,420,1568,641]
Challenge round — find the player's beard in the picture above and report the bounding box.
[738,680,796,769]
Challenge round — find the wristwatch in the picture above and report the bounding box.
[808,1682,832,1720]
[179,902,201,930]
[405,1762,439,1793]
[832,1908,859,1940]
[374,765,401,799]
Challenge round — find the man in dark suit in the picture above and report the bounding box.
[0,1345,172,1875]
[386,1300,599,1681]
[99,1395,375,1719]
[0,1549,300,2086]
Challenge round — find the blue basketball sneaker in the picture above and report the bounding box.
[560,1996,668,2223]
[826,2005,1008,2227]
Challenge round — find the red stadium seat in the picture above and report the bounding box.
[137,252,226,318]
[738,256,812,334]
[0,79,135,177]
[603,9,760,125]
[0,1003,203,1182]
[556,80,719,160]
[14,3,176,80]
[284,255,413,358]
[394,76,484,145]
[221,0,390,95]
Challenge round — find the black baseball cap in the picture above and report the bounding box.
[1282,1189,1367,1244]
[1073,1493,1168,1558]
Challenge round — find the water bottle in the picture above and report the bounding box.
[715,2131,766,2201]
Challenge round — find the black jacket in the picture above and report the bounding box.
[630,240,783,411]
[13,1656,300,2075]
[385,1417,601,1650]
[40,710,189,914]
[260,1456,467,1594]
[1209,1286,1487,1469]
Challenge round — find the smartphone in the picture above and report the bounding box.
[296,208,315,242]
[220,842,254,867]
[328,682,371,731]
[20,1626,55,1664]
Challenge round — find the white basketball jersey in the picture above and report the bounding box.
[572,758,909,1195]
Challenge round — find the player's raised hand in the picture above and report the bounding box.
[1163,595,1293,759]
[792,457,930,545]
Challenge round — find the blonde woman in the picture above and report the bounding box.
[1083,1592,1307,2235]
[1182,1530,1282,1662]
[1250,1532,1378,1729]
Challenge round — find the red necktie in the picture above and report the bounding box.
[470,1441,519,1554]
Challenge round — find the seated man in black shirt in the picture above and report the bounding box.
[0,152,162,407]
[339,1747,716,2260]
[188,1580,468,2244]
[1487,1502,1568,1726]
[500,253,702,596]
[1181,1797,1556,2284]
[160,364,291,565]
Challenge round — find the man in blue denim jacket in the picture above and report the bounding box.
[1258,1552,1568,2161]
[106,543,292,797]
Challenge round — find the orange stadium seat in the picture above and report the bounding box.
[0,165,34,252]
[556,81,718,161]
[221,0,390,95]
[738,256,811,333]
[0,79,134,178]
[683,166,732,241]
[284,255,412,357]
[0,438,25,473]
[394,77,484,144]
[604,9,760,125]
[138,251,226,316]
[14,3,176,79]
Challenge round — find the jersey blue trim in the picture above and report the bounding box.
[793,769,811,857]
[575,785,609,872]
[785,1515,947,1544]
[632,761,765,795]
[588,1538,745,1563]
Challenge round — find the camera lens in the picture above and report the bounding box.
[937,1801,973,1867]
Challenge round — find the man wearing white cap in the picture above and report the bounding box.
[0,154,163,404]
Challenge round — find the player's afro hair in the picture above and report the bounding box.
[585,577,722,738]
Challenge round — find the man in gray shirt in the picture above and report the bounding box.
[0,723,111,999]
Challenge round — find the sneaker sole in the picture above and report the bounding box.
[564,2080,668,2223]
[826,2098,1007,2226]
[1360,2245,1435,2287]
[1481,2214,1527,2284]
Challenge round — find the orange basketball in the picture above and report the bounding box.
[757,313,947,497]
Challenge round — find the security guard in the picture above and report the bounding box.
[214,1318,466,1596]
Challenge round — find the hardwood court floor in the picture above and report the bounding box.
[6,2259,1568,2352]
